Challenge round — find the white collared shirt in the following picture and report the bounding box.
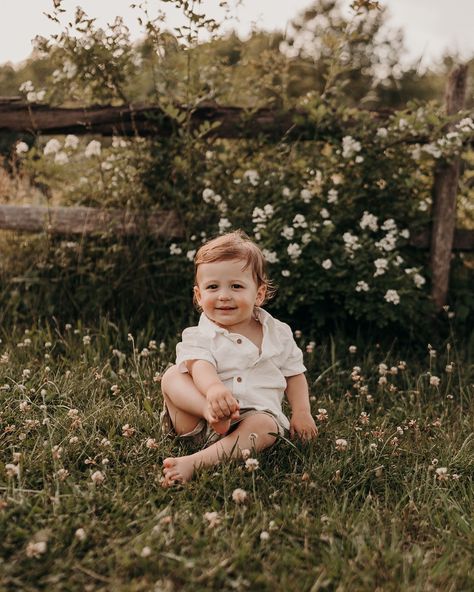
[175,308,306,430]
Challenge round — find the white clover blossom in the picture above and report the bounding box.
[202,188,215,203]
[186,249,196,262]
[342,136,361,158]
[85,140,101,158]
[243,169,259,186]
[281,269,290,277]
[218,217,231,234]
[90,470,105,484]
[231,488,248,503]
[430,375,440,387]
[384,289,400,305]
[373,258,388,277]
[287,243,302,260]
[335,438,348,451]
[322,259,332,270]
[245,458,259,472]
[26,540,47,558]
[327,189,338,203]
[376,127,388,138]
[169,243,182,255]
[360,211,378,232]
[355,280,369,292]
[43,139,61,155]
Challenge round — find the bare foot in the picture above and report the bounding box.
[204,407,239,435]
[161,456,195,487]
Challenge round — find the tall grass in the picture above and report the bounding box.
[1,322,473,591]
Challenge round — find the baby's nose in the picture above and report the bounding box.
[218,291,231,300]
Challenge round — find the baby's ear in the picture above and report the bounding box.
[193,285,201,304]
[255,284,266,305]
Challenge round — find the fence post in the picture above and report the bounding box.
[429,64,468,311]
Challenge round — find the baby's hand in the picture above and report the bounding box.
[206,383,240,420]
[290,411,318,442]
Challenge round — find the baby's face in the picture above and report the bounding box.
[194,259,266,330]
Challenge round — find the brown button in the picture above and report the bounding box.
[237,338,242,344]
[236,377,242,382]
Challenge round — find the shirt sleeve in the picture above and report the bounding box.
[277,322,307,376]
[175,326,216,373]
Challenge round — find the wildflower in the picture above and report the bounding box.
[218,217,232,233]
[378,376,387,386]
[245,458,259,472]
[342,136,361,158]
[75,528,87,541]
[359,412,369,425]
[348,345,357,354]
[169,243,182,255]
[384,290,400,305]
[322,259,332,270]
[5,463,19,478]
[16,141,29,155]
[355,281,369,292]
[281,226,295,240]
[320,208,330,219]
[82,335,91,345]
[374,258,388,276]
[360,211,378,232]
[91,470,105,485]
[54,151,69,165]
[52,446,62,460]
[398,361,407,370]
[262,249,279,264]
[287,243,302,260]
[335,438,348,451]
[26,540,47,558]
[186,249,196,261]
[203,511,221,528]
[260,531,270,541]
[243,169,259,186]
[231,488,248,504]
[429,376,440,387]
[316,409,328,422]
[300,188,312,203]
[445,363,454,373]
[146,438,158,449]
[293,214,307,229]
[19,401,31,412]
[140,546,152,557]
[84,140,101,157]
[451,473,461,481]
[122,424,136,438]
[281,270,290,277]
[202,188,215,203]
[327,188,338,203]
[64,134,79,149]
[377,127,388,138]
[56,468,69,481]
[110,384,120,395]
[413,273,426,288]
[43,139,61,155]
[435,467,449,481]
[69,436,79,445]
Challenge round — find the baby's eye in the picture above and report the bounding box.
[206,284,218,290]
[232,284,243,289]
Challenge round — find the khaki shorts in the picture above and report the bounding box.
[160,404,285,449]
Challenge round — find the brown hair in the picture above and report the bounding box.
[193,230,276,307]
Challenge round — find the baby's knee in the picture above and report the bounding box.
[161,364,179,394]
[246,414,279,445]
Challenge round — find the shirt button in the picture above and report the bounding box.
[237,338,242,344]
[236,377,242,382]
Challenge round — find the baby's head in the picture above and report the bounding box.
[193,230,275,308]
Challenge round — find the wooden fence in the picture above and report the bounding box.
[0,65,472,310]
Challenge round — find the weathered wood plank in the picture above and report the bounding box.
[0,205,184,238]
[430,65,469,310]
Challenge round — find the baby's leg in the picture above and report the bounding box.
[161,413,278,486]
[161,365,231,435]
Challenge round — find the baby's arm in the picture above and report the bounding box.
[187,360,240,420]
[285,373,318,441]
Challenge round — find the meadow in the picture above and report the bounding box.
[1,322,472,591]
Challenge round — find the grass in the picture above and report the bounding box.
[0,322,473,591]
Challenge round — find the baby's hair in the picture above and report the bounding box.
[193,230,276,306]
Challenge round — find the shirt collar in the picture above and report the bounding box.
[198,307,272,338]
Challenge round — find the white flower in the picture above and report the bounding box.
[355,280,369,292]
[292,214,307,228]
[360,211,378,232]
[375,233,397,252]
[186,249,196,262]
[287,243,302,260]
[202,188,214,203]
[349,345,357,354]
[85,140,101,158]
[262,249,278,263]
[146,438,158,449]
[243,169,259,186]
[413,273,426,288]
[245,458,259,472]
[320,208,330,219]
[300,189,312,203]
[43,139,61,155]
[374,258,388,276]
[429,375,440,387]
[322,259,332,270]
[19,80,34,93]
[456,117,474,132]
[435,467,449,481]
[381,219,397,232]
[64,135,79,149]
[5,463,20,478]
[335,438,348,451]
[342,136,361,158]
[281,226,295,240]
[281,269,290,277]
[26,540,47,558]
[15,141,29,155]
[327,189,338,203]
[63,60,77,78]
[203,511,221,528]
[218,217,231,234]
[422,143,442,159]
[342,232,361,256]
[282,186,291,197]
[140,546,152,557]
[169,243,182,255]
[260,531,270,541]
[384,289,400,305]
[54,151,69,165]
[91,470,105,484]
[231,488,248,504]
[398,118,408,130]
[82,335,91,345]
[75,528,87,541]
[377,127,388,138]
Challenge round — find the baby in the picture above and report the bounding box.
[160,230,317,486]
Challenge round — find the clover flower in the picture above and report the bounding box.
[245,458,259,472]
[429,376,440,387]
[85,140,101,158]
[435,467,449,481]
[335,438,348,451]
[122,424,136,437]
[91,470,105,485]
[322,259,332,270]
[342,136,361,158]
[231,488,248,504]
[75,528,87,541]
[203,511,221,528]
[44,139,61,155]
[64,135,79,149]
[16,141,29,155]
[26,540,47,558]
